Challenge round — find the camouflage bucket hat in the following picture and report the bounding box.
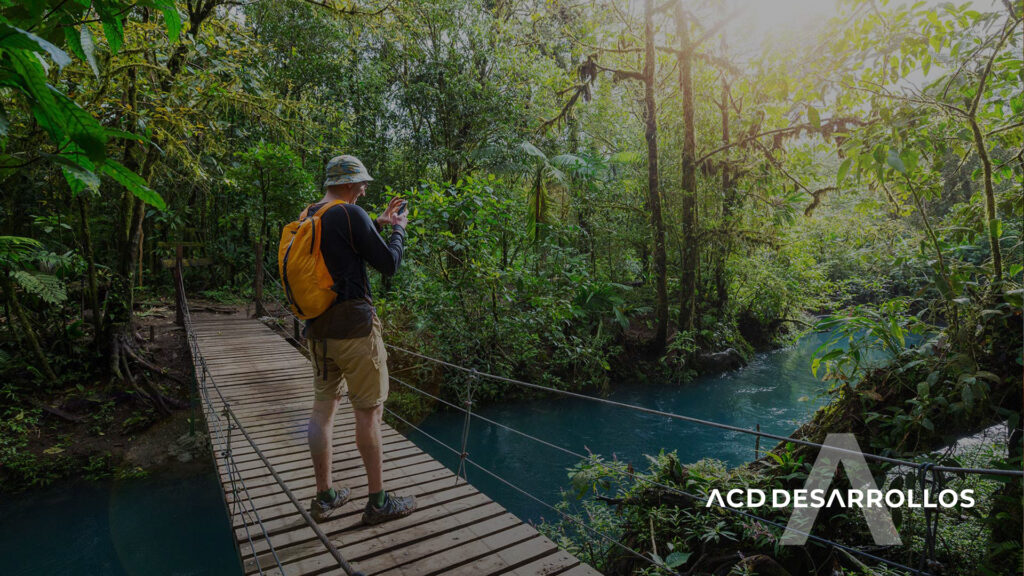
[323,154,374,187]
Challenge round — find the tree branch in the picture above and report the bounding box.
[696,117,868,166]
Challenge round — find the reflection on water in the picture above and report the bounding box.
[0,469,242,576]
[407,332,847,523]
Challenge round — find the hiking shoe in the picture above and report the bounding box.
[310,486,351,522]
[362,493,417,525]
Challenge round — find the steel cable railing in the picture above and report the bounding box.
[385,376,937,576]
[383,343,1021,479]
[178,270,364,576]
[256,261,1017,575]
[182,288,284,575]
[256,290,937,575]
[380,406,669,573]
[259,264,1020,479]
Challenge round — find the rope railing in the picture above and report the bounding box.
[383,343,1021,479]
[386,376,936,576]
[177,267,364,576]
[259,267,1020,479]
[380,406,673,574]
[254,296,939,575]
[180,278,284,575]
[254,261,1014,575]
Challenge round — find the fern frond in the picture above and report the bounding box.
[11,271,67,305]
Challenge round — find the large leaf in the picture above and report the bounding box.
[6,49,57,111]
[104,128,147,142]
[550,153,589,175]
[0,236,42,260]
[48,153,101,194]
[886,148,906,174]
[48,87,107,162]
[63,26,86,61]
[80,25,100,78]
[6,50,67,143]
[62,165,101,194]
[152,0,182,42]
[665,551,692,569]
[101,160,166,209]
[0,23,72,69]
[610,150,642,164]
[836,157,852,185]
[95,4,125,54]
[807,105,820,129]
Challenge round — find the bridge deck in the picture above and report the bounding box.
[191,313,601,576]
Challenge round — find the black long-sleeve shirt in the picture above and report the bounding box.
[306,201,405,339]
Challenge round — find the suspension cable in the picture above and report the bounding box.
[389,375,935,576]
[179,270,363,576]
[181,282,285,574]
[381,407,678,575]
[262,267,1015,478]
[383,343,1021,478]
[257,263,1001,575]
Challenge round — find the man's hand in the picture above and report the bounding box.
[376,196,409,229]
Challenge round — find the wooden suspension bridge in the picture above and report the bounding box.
[173,253,1022,576]
[186,309,602,576]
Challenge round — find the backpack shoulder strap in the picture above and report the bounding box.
[336,203,359,255]
[335,204,372,304]
[299,199,347,220]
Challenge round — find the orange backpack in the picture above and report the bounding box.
[278,200,351,320]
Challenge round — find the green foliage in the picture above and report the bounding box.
[376,176,621,401]
[0,5,1018,572]
[10,270,66,305]
[813,298,925,382]
[0,3,168,208]
[226,142,315,241]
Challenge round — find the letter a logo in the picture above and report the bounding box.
[780,434,900,546]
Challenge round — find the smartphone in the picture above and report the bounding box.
[397,201,408,215]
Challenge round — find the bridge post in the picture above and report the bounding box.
[455,370,477,484]
[174,245,184,326]
[254,243,267,317]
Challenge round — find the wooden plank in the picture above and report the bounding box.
[244,482,501,572]
[189,313,599,576]
[222,437,419,495]
[234,457,449,537]
[378,523,539,576]
[438,535,562,576]
[258,490,500,574]
[502,549,583,576]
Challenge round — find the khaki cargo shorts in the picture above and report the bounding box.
[309,316,389,409]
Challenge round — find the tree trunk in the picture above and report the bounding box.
[713,50,733,313]
[968,117,1003,284]
[644,0,668,352]
[2,274,58,383]
[102,3,219,377]
[77,194,101,350]
[677,4,699,332]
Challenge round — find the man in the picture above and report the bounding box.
[304,154,416,525]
